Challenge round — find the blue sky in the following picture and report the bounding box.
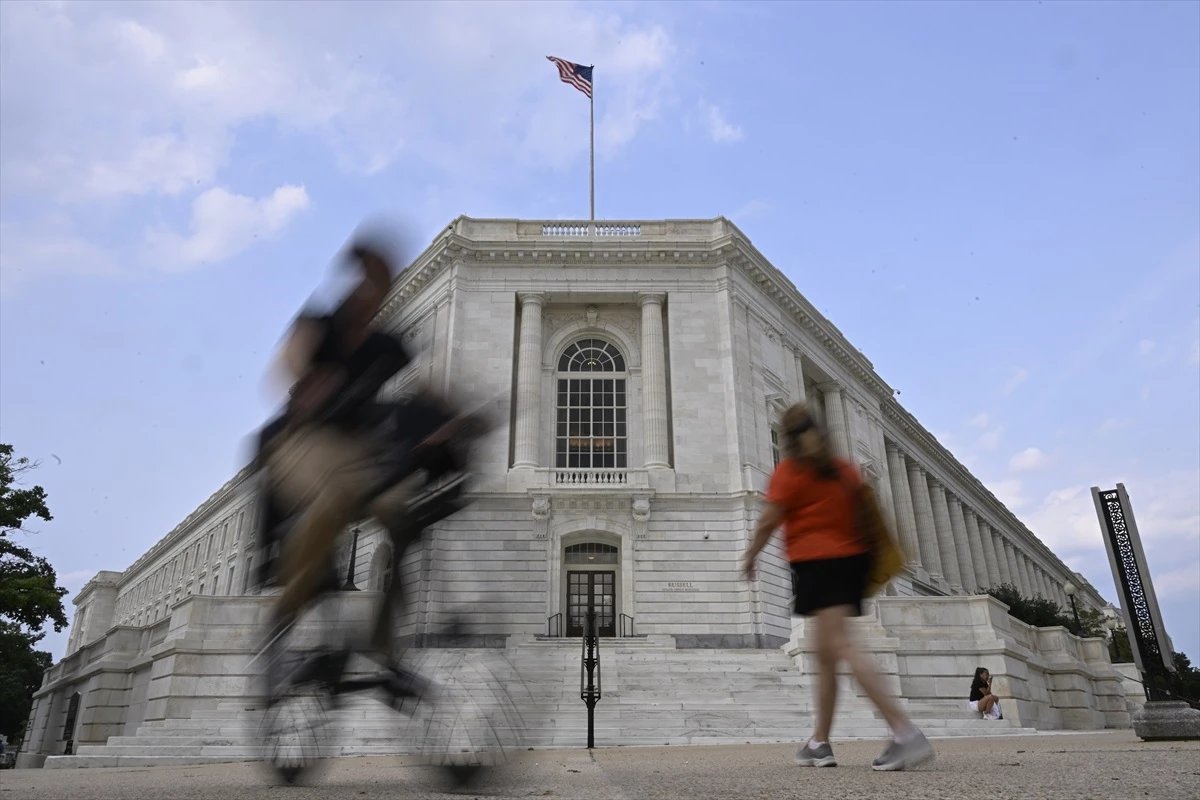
[2,0,1197,662]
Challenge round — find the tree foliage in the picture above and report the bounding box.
[1108,628,1200,704]
[984,582,1105,637]
[0,443,68,746]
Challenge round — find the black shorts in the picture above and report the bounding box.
[790,552,872,617]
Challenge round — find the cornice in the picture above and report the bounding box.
[117,466,256,587]
[378,218,896,410]
[720,245,892,402]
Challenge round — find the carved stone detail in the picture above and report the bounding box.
[632,496,651,523]
[632,494,651,546]
[558,497,626,512]
[531,494,551,541]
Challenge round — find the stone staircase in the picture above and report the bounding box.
[44,635,1033,768]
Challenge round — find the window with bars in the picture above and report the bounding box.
[770,428,781,467]
[555,339,628,469]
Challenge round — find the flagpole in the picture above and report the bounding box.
[589,64,595,223]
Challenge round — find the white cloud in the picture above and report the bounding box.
[1024,470,1200,555]
[702,102,744,143]
[0,214,121,296]
[59,569,97,589]
[987,478,1029,511]
[1138,339,1156,356]
[145,184,310,267]
[978,427,1004,451]
[1154,562,1200,600]
[0,1,680,285]
[1010,446,1052,473]
[1004,367,1030,395]
[969,412,990,428]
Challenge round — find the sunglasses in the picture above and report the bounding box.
[786,418,815,436]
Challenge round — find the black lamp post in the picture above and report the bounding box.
[343,526,361,591]
[1063,580,1081,635]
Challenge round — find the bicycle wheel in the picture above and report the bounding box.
[253,637,337,784]
[414,621,529,790]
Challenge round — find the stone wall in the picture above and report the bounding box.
[785,595,1130,732]
[19,591,1129,767]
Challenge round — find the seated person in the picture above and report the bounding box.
[969,667,1003,720]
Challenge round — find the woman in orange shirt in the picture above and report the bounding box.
[743,403,934,772]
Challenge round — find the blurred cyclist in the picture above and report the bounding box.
[256,237,465,688]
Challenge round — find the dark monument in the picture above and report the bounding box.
[1092,484,1200,740]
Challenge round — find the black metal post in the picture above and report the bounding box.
[1069,594,1081,636]
[343,527,360,591]
[580,608,601,749]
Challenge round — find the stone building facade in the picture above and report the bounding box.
[20,218,1119,765]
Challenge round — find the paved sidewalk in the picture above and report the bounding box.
[4,731,1197,800]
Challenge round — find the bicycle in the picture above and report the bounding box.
[248,401,524,788]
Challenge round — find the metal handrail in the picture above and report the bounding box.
[618,613,634,638]
[547,613,562,638]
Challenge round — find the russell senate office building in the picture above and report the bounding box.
[19,217,1136,768]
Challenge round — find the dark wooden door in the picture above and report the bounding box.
[566,571,616,637]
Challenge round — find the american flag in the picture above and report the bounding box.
[547,56,593,99]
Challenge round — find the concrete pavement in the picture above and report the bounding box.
[4,731,1198,800]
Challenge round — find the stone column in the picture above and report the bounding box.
[1003,540,1024,595]
[929,480,964,592]
[639,293,670,469]
[1016,552,1033,598]
[512,292,546,469]
[820,383,853,460]
[906,461,944,582]
[1033,565,1049,599]
[970,512,1001,589]
[886,444,921,566]
[990,527,1012,586]
[949,497,985,593]
[869,420,897,530]
[792,346,807,404]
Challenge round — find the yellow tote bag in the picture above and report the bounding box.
[854,484,906,597]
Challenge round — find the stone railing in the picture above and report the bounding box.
[541,223,642,237]
[445,218,741,243]
[555,469,629,487]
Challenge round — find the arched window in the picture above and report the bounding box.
[555,339,628,469]
[564,542,619,565]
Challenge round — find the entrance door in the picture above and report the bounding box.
[566,571,616,637]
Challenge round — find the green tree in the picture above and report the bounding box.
[985,583,1104,637]
[0,443,67,746]
[1109,627,1134,662]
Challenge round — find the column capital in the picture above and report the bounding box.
[817,380,843,395]
[639,292,666,308]
[518,292,547,308]
[885,440,900,456]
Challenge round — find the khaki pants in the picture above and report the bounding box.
[265,424,411,647]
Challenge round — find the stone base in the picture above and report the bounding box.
[1132,701,1200,741]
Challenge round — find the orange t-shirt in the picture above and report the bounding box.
[765,457,867,563]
